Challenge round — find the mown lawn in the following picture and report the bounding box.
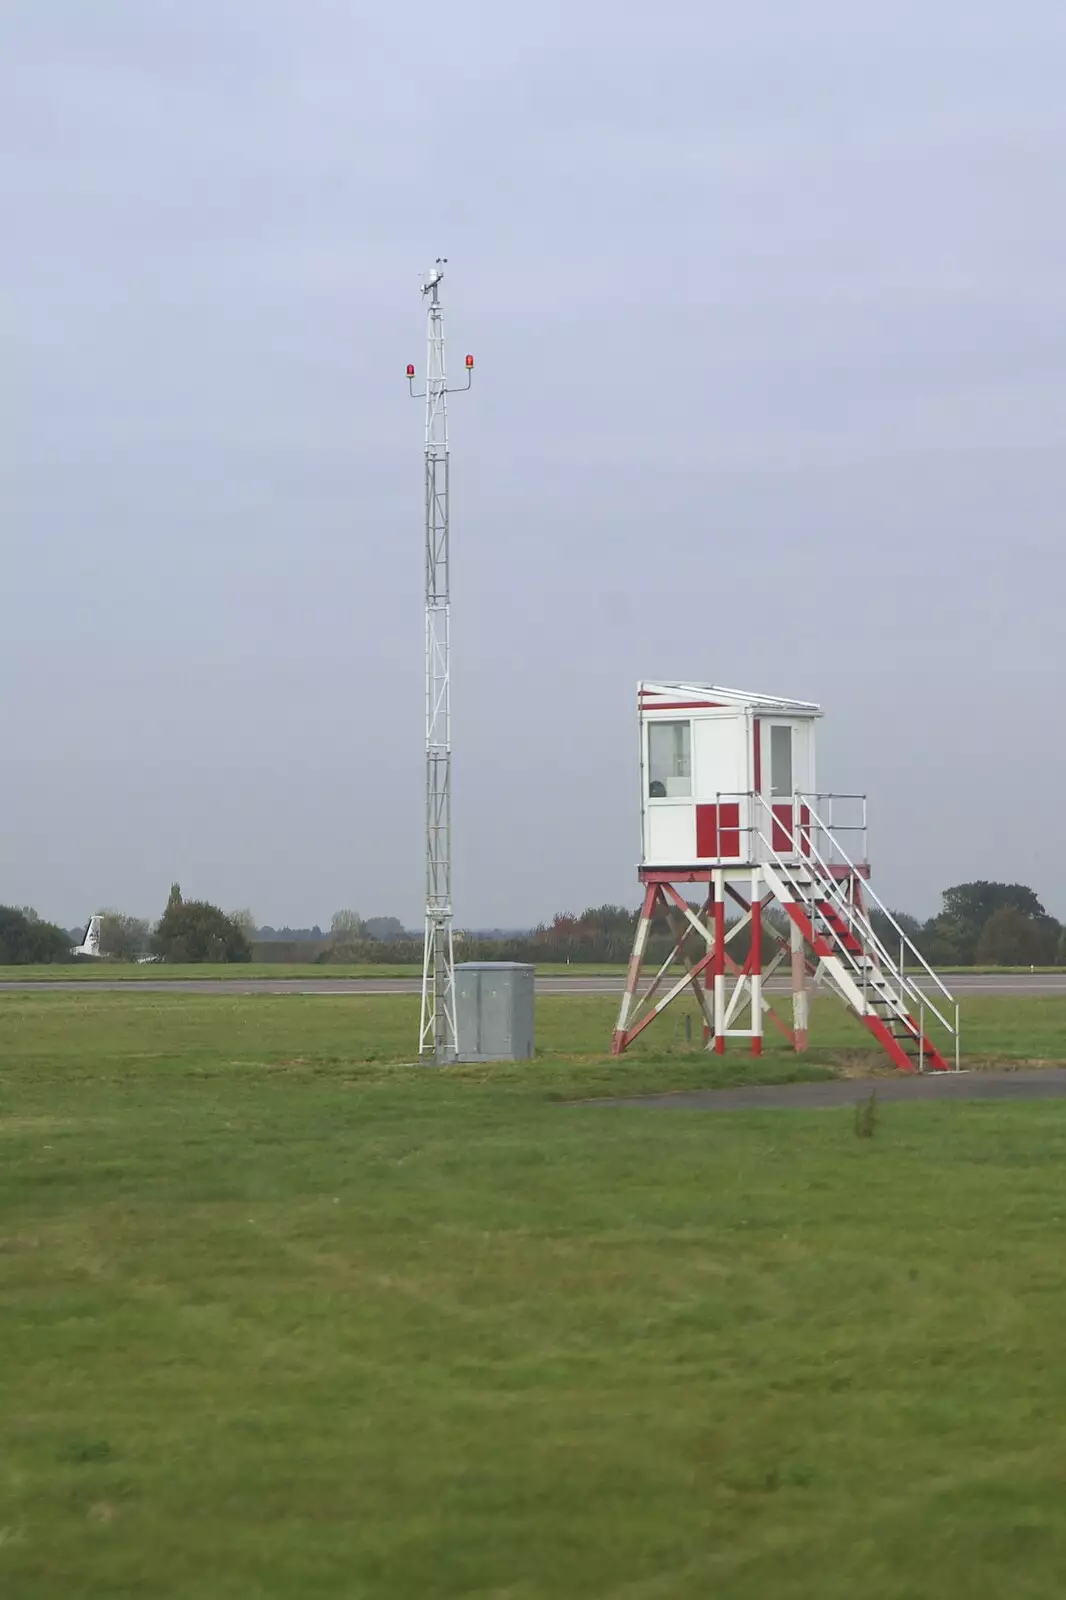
[0,988,1062,1079]
[2,993,1066,1597]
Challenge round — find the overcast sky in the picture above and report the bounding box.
[3,1,1065,930]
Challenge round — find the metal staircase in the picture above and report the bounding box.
[756,797,959,1074]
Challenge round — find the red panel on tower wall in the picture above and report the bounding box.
[772,804,795,852]
[695,804,718,858]
[799,803,811,857]
[695,803,742,859]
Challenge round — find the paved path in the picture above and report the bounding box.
[594,1067,1066,1113]
[0,974,1063,997]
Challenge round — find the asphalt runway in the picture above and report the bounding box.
[592,1066,1066,1113]
[0,974,1063,997]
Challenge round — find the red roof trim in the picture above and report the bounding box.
[639,699,725,710]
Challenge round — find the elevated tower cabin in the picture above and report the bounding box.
[612,682,959,1073]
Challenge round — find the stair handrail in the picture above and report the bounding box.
[797,794,955,1008]
[800,792,867,865]
[749,793,957,1041]
[786,805,957,1047]
[750,805,895,1000]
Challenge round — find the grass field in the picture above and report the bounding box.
[3,991,1066,1596]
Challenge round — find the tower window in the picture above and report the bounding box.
[648,721,691,798]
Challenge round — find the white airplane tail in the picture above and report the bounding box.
[71,914,104,958]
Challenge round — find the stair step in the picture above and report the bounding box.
[815,926,863,950]
[780,893,955,1075]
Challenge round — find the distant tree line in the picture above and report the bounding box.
[4,878,1063,968]
[4,886,256,966]
[254,917,406,943]
[302,882,1066,969]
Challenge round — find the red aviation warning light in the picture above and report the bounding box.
[406,363,416,378]
[465,354,474,370]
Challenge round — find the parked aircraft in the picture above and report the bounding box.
[71,913,160,962]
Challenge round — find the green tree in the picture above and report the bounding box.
[27,920,71,963]
[942,881,1046,924]
[976,906,1046,967]
[153,899,251,964]
[328,909,366,959]
[99,912,151,962]
[869,908,923,957]
[576,905,639,935]
[229,909,257,942]
[330,910,364,942]
[919,915,969,967]
[933,882,1058,965]
[0,905,72,965]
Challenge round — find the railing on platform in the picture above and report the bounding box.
[798,792,867,868]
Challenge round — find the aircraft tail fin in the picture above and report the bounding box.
[72,914,104,957]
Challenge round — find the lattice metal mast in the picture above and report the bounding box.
[407,261,473,1061]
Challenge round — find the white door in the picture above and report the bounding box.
[766,721,798,856]
[762,719,815,858]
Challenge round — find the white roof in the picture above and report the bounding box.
[639,681,821,715]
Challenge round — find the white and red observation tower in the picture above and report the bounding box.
[612,682,959,1072]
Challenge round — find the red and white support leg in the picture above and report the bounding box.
[611,883,658,1055]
